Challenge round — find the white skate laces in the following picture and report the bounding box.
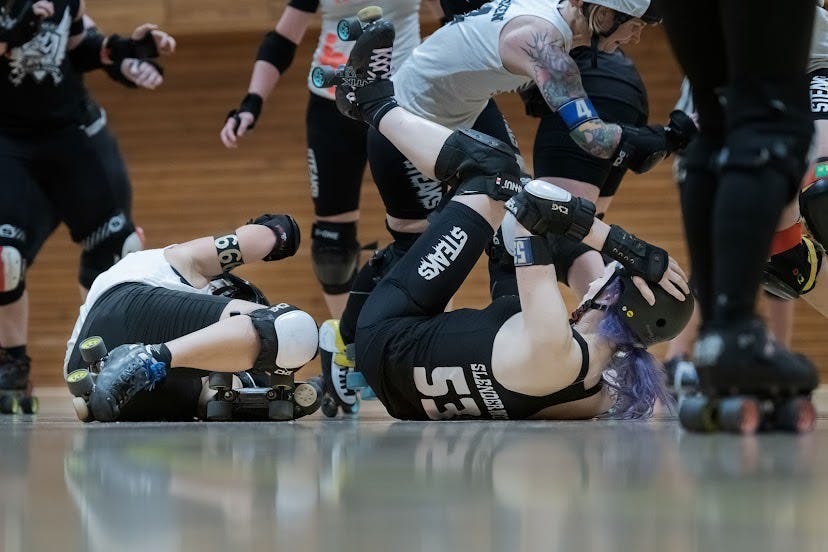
[367,47,393,80]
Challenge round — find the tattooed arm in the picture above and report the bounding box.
[501,22,622,159]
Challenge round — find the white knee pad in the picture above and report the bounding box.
[1,245,23,292]
[274,309,320,369]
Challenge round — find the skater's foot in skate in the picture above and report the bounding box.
[693,318,818,396]
[89,344,167,422]
[334,17,397,126]
[316,320,359,417]
[0,349,35,414]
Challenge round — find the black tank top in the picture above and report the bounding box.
[0,0,91,132]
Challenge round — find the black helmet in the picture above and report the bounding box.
[211,273,270,305]
[571,265,694,347]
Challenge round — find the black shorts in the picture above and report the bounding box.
[66,282,231,421]
[367,99,519,220]
[305,92,368,217]
[809,68,828,120]
[532,48,648,197]
[0,119,132,266]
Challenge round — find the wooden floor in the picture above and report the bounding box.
[25,28,828,385]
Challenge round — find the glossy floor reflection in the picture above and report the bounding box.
[2,389,828,552]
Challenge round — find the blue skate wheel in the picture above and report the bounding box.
[678,396,716,432]
[337,18,363,41]
[718,397,761,434]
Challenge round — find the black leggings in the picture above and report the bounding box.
[657,0,816,324]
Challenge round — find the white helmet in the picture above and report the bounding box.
[585,0,651,18]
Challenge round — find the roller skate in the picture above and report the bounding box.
[679,318,819,434]
[316,320,360,417]
[663,355,698,402]
[0,349,37,415]
[204,370,322,422]
[310,7,397,126]
[66,337,167,422]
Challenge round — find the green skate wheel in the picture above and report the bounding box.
[293,382,320,409]
[357,6,383,22]
[206,399,234,421]
[269,399,294,421]
[208,372,233,391]
[718,397,760,434]
[66,369,94,397]
[72,397,93,422]
[678,396,716,432]
[337,17,364,41]
[19,396,38,415]
[79,336,107,364]
[774,397,816,433]
[0,394,19,415]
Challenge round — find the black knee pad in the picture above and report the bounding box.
[434,128,522,200]
[311,221,360,295]
[0,231,26,306]
[719,83,814,202]
[79,212,142,288]
[246,304,319,373]
[800,177,828,248]
[762,236,824,300]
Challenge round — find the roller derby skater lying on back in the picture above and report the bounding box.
[63,215,321,423]
[320,18,694,420]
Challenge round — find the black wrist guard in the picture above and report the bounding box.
[504,191,595,241]
[256,30,297,74]
[512,235,556,267]
[105,59,164,88]
[664,109,698,153]
[601,224,668,282]
[0,1,42,48]
[613,124,670,174]
[69,31,106,72]
[227,93,264,129]
[106,33,159,64]
[248,213,301,261]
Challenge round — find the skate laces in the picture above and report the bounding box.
[368,47,393,80]
[107,351,167,406]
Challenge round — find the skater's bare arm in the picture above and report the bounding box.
[221,7,313,148]
[500,20,622,159]
[164,225,278,288]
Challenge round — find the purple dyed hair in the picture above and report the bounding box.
[593,278,674,419]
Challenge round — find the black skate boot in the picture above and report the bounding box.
[88,344,167,422]
[316,319,359,417]
[311,9,397,127]
[0,349,37,414]
[680,318,819,434]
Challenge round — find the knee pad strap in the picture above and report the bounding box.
[246,304,319,373]
[79,212,142,288]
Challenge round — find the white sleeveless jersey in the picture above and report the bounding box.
[308,0,421,100]
[808,7,828,73]
[392,0,572,128]
[64,248,213,372]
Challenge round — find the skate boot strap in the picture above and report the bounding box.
[355,79,394,104]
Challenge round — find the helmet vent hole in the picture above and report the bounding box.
[656,318,667,328]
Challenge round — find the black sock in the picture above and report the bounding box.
[148,343,172,366]
[4,345,27,360]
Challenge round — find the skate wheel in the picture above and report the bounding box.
[79,336,108,364]
[311,66,340,88]
[357,6,383,23]
[66,369,94,397]
[678,396,716,432]
[342,397,360,415]
[321,395,339,418]
[208,372,233,391]
[336,17,364,41]
[269,400,294,421]
[0,394,19,415]
[294,382,320,409]
[718,397,761,434]
[774,397,816,433]
[206,399,234,422]
[19,396,38,415]
[72,397,93,422]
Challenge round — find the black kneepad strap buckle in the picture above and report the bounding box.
[601,224,668,282]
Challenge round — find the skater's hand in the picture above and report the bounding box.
[131,23,176,55]
[632,256,689,305]
[32,0,54,18]
[220,112,256,148]
[121,58,163,89]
